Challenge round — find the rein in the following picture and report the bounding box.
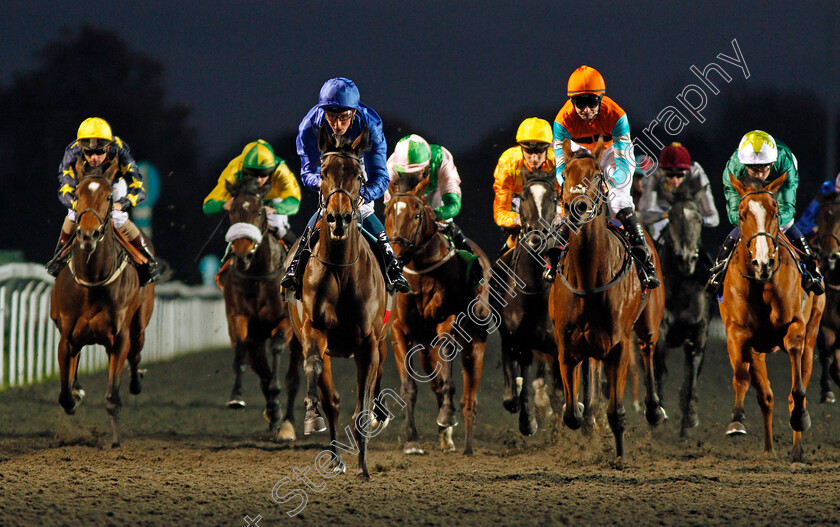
[737,189,783,282]
[388,191,454,275]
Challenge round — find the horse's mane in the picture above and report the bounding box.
[569,149,596,160]
[231,175,264,196]
[740,175,770,190]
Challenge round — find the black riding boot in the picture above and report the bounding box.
[374,230,411,293]
[795,234,825,295]
[616,207,660,289]
[130,233,160,286]
[541,221,571,282]
[280,225,312,296]
[46,230,74,277]
[705,236,737,294]
[443,222,474,254]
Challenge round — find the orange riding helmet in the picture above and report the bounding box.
[567,65,606,97]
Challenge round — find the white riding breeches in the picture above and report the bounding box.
[267,214,290,237]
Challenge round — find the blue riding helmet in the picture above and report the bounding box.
[318,77,360,110]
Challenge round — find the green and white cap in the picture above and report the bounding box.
[392,134,431,173]
[738,130,778,165]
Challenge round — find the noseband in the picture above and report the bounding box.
[75,174,114,245]
[561,154,606,228]
[738,189,782,280]
[319,151,365,215]
[388,192,432,259]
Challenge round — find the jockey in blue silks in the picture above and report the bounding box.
[281,77,410,295]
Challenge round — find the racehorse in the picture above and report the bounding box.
[720,174,824,463]
[549,139,666,461]
[50,159,155,447]
[286,128,392,478]
[221,176,302,441]
[385,175,490,455]
[812,190,840,403]
[653,187,710,436]
[491,174,558,436]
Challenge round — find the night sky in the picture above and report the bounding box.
[2,1,836,159]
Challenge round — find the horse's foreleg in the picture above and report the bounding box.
[749,354,775,457]
[500,334,521,414]
[228,341,248,409]
[461,340,485,455]
[817,330,836,402]
[353,336,381,479]
[317,355,343,473]
[785,321,811,435]
[279,335,303,441]
[431,343,458,429]
[558,356,583,430]
[581,358,598,433]
[391,327,421,453]
[105,333,131,448]
[638,336,666,426]
[680,325,707,436]
[128,311,146,395]
[605,340,630,460]
[726,328,752,436]
[247,339,281,433]
[652,337,668,408]
[303,328,329,435]
[57,336,79,414]
[517,353,537,437]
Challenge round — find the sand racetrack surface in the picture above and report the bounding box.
[2,321,840,526]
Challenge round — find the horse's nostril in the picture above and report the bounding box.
[342,213,353,224]
[768,258,775,268]
[326,213,336,223]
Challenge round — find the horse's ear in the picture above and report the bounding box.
[693,186,707,204]
[75,157,86,179]
[592,136,605,163]
[562,138,573,162]
[351,126,369,155]
[412,175,431,196]
[318,123,335,153]
[388,177,399,197]
[105,158,119,180]
[729,173,746,196]
[766,172,787,195]
[225,180,235,196]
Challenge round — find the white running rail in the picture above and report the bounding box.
[0,263,228,390]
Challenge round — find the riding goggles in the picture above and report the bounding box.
[572,95,603,110]
[519,142,550,154]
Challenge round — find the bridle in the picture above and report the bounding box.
[226,188,282,279]
[387,192,435,262]
[511,176,556,295]
[738,189,782,280]
[312,150,365,268]
[560,153,607,229]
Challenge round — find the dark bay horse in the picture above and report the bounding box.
[654,187,711,436]
[492,175,558,437]
[720,174,824,464]
[286,128,392,478]
[549,139,665,461]
[50,159,155,447]
[221,176,302,441]
[385,176,491,455]
[812,190,840,403]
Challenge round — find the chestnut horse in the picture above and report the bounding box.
[721,174,824,464]
[492,175,558,437]
[549,139,665,461]
[221,176,303,440]
[50,159,155,447]
[286,128,391,479]
[385,176,490,455]
[811,190,840,403]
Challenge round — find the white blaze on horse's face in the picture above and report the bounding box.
[748,200,771,265]
[87,181,100,193]
[529,185,547,220]
[394,201,407,218]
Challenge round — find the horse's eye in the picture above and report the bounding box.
[413,213,421,219]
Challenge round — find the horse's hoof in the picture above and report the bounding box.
[647,406,666,426]
[726,421,747,435]
[502,396,520,414]
[403,441,426,455]
[129,379,142,395]
[72,388,86,403]
[111,441,121,449]
[277,420,296,442]
[227,398,246,409]
[790,461,807,471]
[436,407,459,428]
[820,390,836,404]
[682,411,699,430]
[519,415,538,437]
[611,456,625,470]
[370,416,391,432]
[462,445,474,456]
[62,404,76,416]
[355,468,370,480]
[561,403,584,430]
[439,427,456,452]
[632,401,644,414]
[790,408,811,432]
[304,416,327,435]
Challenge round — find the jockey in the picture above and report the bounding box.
[46,117,159,285]
[544,65,660,288]
[706,130,824,295]
[281,77,410,295]
[492,117,558,254]
[385,134,473,254]
[638,142,720,240]
[795,171,840,237]
[203,139,301,250]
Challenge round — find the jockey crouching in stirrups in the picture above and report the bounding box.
[543,65,660,289]
[385,134,473,254]
[46,117,159,285]
[202,139,302,265]
[705,130,824,296]
[281,77,410,297]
